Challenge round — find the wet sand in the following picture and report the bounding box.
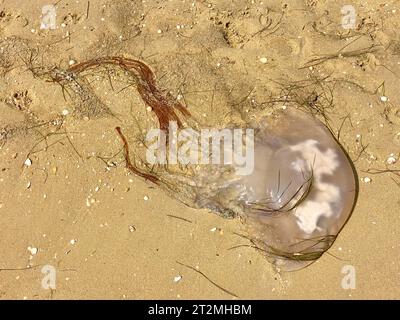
[0,0,399,299]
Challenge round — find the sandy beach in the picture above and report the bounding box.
[0,0,399,299]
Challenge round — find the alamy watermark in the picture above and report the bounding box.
[145,122,255,176]
[341,5,357,30]
[341,264,356,289]
[40,5,57,30]
[41,265,56,290]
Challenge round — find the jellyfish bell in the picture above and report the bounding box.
[195,108,357,271]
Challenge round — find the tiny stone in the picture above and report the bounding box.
[24,158,32,166]
[174,275,182,282]
[62,109,69,116]
[363,177,371,183]
[259,57,268,64]
[380,96,388,102]
[27,247,38,255]
[143,195,149,201]
[387,156,397,165]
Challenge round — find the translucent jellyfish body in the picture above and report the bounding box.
[190,108,357,271]
[35,56,357,271]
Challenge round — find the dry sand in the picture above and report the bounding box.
[0,0,399,299]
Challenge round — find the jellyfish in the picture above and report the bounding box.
[39,56,358,271]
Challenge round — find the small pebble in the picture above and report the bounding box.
[27,247,38,255]
[387,155,397,165]
[259,57,268,64]
[24,158,32,166]
[70,239,77,245]
[380,96,388,102]
[363,177,371,183]
[174,275,182,282]
[143,195,149,201]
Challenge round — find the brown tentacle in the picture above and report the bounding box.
[67,56,190,132]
